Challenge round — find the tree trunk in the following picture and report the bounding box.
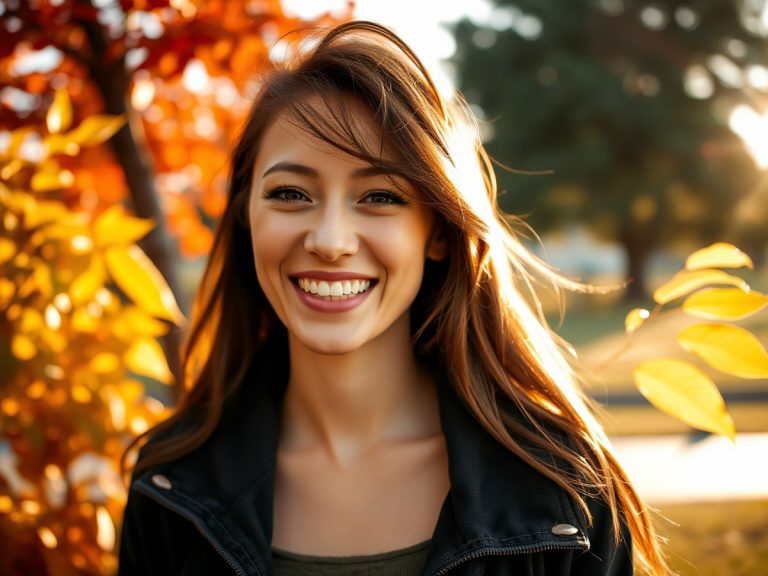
[619,227,650,303]
[83,21,186,401]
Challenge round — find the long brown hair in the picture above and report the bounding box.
[127,21,669,574]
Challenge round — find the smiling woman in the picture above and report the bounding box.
[118,21,670,576]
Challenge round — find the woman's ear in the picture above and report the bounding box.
[426,227,448,261]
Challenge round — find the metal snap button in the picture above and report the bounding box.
[551,523,578,536]
[151,474,172,490]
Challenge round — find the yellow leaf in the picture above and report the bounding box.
[0,158,24,180]
[118,380,144,403]
[67,115,125,147]
[0,278,15,309]
[19,308,44,333]
[39,213,90,239]
[31,263,53,299]
[104,245,184,324]
[70,256,106,305]
[30,168,74,192]
[653,269,748,305]
[93,204,155,248]
[112,307,169,340]
[11,334,37,360]
[683,288,768,321]
[23,199,68,229]
[0,237,15,265]
[125,338,173,384]
[685,242,753,271]
[90,352,120,374]
[678,323,768,379]
[633,358,735,439]
[71,306,99,333]
[2,128,35,160]
[46,89,73,134]
[624,308,650,334]
[39,329,66,354]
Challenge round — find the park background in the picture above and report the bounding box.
[1,0,767,574]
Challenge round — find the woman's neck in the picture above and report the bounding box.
[279,318,440,466]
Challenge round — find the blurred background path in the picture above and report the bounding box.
[612,433,768,503]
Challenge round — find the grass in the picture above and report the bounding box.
[656,500,768,576]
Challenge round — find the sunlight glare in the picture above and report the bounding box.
[729,104,768,169]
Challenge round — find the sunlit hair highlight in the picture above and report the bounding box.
[126,21,670,575]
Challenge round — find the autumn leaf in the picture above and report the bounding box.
[93,205,155,248]
[678,323,768,379]
[104,245,184,324]
[23,199,68,229]
[46,89,73,134]
[633,358,735,439]
[0,238,15,265]
[112,307,169,340]
[70,255,106,305]
[653,269,748,305]
[683,288,768,321]
[67,115,125,147]
[30,166,75,192]
[624,308,650,334]
[11,334,37,361]
[685,242,754,271]
[125,338,173,384]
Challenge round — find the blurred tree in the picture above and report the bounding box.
[452,0,766,299]
[0,2,348,574]
[0,0,349,390]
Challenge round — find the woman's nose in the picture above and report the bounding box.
[303,205,359,261]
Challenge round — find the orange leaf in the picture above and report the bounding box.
[46,89,73,134]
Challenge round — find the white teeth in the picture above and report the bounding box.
[296,278,372,298]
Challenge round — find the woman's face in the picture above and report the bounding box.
[248,101,444,356]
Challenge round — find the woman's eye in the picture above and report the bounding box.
[266,187,309,203]
[362,190,407,206]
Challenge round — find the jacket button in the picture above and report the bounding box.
[151,474,172,490]
[551,523,578,536]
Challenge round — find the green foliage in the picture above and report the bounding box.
[452,0,766,297]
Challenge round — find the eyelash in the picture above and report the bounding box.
[264,187,408,206]
[361,190,408,206]
[264,186,308,203]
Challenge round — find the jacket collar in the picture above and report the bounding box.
[133,364,589,576]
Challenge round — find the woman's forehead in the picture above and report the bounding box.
[276,94,402,162]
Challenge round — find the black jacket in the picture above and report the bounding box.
[118,368,632,575]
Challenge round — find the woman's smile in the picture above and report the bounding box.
[291,273,377,313]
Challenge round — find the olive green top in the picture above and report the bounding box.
[271,539,431,576]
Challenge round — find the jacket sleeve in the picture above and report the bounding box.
[118,484,168,576]
[572,495,633,575]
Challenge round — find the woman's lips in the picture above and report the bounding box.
[290,275,376,312]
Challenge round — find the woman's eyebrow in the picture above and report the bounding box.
[262,162,404,180]
[262,162,318,178]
